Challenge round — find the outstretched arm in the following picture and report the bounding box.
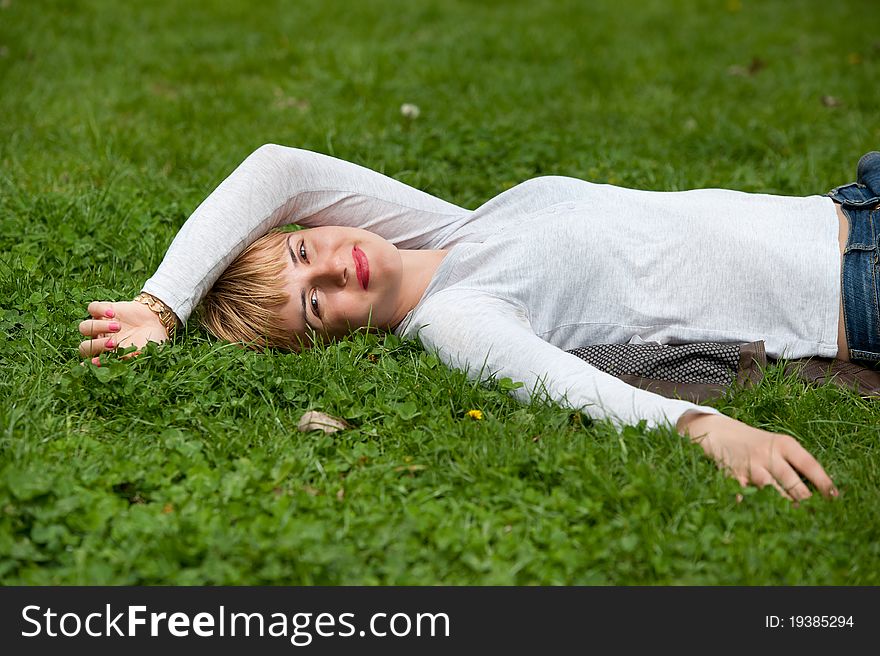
[79,144,472,357]
[407,290,837,502]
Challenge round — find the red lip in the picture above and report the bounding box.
[353,245,369,290]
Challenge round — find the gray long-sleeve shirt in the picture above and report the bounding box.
[144,145,841,430]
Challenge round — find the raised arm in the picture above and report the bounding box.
[78,145,473,358]
[407,290,837,502]
[144,144,472,324]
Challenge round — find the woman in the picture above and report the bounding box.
[79,145,880,501]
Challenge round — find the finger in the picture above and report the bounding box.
[78,319,121,337]
[87,301,116,319]
[779,438,838,498]
[751,467,794,501]
[79,338,104,358]
[770,460,813,502]
[733,474,748,504]
[78,337,118,358]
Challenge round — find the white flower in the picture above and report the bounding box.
[400,103,420,119]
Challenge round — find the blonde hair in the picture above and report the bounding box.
[198,229,297,351]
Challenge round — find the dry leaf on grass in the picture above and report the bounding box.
[393,464,427,473]
[297,410,350,433]
[821,95,843,108]
[727,57,765,77]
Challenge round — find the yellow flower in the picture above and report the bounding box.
[466,409,483,420]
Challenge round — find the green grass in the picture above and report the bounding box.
[1,0,880,584]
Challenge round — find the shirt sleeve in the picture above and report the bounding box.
[142,144,472,323]
[404,289,724,432]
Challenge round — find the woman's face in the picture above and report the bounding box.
[276,226,404,345]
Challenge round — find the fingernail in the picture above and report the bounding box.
[105,339,115,348]
[105,309,115,318]
[831,488,839,497]
[92,357,100,366]
[109,322,120,331]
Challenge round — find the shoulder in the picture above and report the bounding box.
[400,288,531,342]
[415,288,527,320]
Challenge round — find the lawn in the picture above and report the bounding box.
[1,0,879,584]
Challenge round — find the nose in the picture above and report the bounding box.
[310,251,348,288]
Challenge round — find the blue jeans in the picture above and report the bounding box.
[826,152,880,364]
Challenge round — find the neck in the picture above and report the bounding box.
[388,249,448,329]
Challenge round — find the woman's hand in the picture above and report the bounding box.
[78,301,168,364]
[677,411,838,502]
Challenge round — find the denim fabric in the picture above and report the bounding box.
[827,152,880,364]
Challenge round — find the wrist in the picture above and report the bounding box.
[676,410,722,438]
[132,292,179,338]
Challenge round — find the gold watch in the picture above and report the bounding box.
[132,292,179,338]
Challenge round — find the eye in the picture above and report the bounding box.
[310,290,320,318]
[298,240,308,263]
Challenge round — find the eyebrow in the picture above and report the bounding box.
[287,235,315,333]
